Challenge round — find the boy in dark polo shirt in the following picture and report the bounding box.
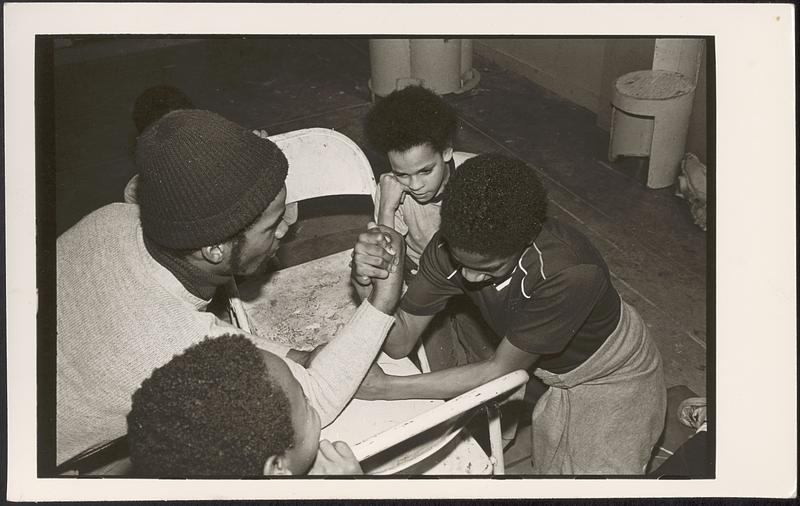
[351,153,666,474]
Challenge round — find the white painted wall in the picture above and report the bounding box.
[475,39,607,113]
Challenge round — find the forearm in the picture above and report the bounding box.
[377,203,397,227]
[371,339,539,400]
[352,278,372,302]
[367,275,402,316]
[288,300,394,426]
[382,318,415,359]
[382,309,432,359]
[376,359,506,400]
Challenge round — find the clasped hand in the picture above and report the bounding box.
[351,222,404,316]
[351,222,400,286]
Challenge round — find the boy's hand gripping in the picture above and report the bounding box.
[307,440,363,475]
[377,173,406,225]
[351,221,398,286]
[365,224,404,315]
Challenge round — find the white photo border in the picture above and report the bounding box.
[4,2,796,500]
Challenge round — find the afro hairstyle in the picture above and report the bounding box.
[364,85,457,154]
[131,85,194,134]
[127,334,295,477]
[440,153,548,258]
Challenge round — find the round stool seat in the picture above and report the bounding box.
[609,69,698,189]
[614,69,696,114]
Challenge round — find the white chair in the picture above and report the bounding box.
[349,370,530,475]
[608,39,704,189]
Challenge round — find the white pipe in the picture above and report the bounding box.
[410,39,462,95]
[369,39,411,97]
[460,39,474,82]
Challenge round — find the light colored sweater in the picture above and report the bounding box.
[56,204,394,465]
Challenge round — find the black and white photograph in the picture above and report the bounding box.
[4,3,796,501]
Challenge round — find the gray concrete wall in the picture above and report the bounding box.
[54,38,205,66]
[476,38,708,164]
[475,39,607,113]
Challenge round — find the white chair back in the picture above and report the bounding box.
[269,127,377,205]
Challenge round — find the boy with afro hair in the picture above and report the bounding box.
[361,86,530,444]
[353,154,667,474]
[364,84,471,277]
[361,85,504,374]
[128,335,357,476]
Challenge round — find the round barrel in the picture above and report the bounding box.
[369,39,412,97]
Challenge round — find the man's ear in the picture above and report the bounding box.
[442,146,454,162]
[263,454,293,476]
[200,244,226,265]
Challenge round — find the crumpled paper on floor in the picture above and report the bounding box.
[675,153,707,231]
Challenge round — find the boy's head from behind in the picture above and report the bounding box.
[441,153,548,263]
[127,334,321,477]
[132,85,194,134]
[365,85,458,204]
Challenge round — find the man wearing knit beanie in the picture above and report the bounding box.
[136,109,290,280]
[56,109,402,475]
[123,84,195,204]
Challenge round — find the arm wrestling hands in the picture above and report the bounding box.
[288,223,403,368]
[351,221,400,291]
[303,225,405,474]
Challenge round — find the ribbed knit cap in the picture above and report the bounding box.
[136,109,288,250]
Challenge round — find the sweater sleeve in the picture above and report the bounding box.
[282,299,395,427]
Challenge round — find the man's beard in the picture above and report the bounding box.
[230,237,273,276]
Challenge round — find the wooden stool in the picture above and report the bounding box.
[609,69,697,189]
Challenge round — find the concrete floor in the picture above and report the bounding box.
[52,37,708,474]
